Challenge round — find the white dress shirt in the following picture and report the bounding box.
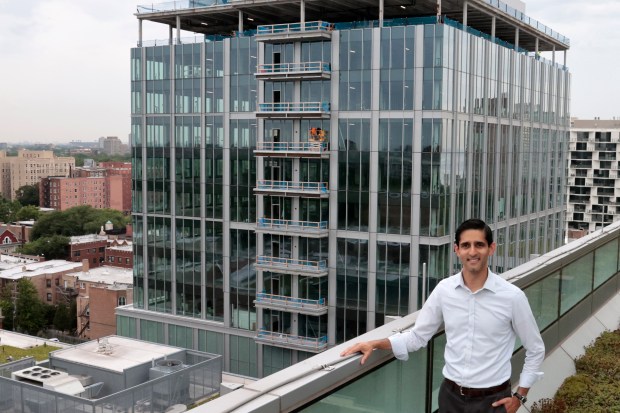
[388,271,545,389]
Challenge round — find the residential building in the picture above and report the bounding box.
[105,240,133,268]
[40,174,130,213]
[0,259,83,305]
[0,223,33,253]
[121,0,570,378]
[102,136,129,155]
[66,265,133,339]
[68,234,108,269]
[0,150,74,200]
[567,118,620,240]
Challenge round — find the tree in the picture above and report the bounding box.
[16,205,41,221]
[53,303,72,332]
[19,235,70,259]
[10,279,46,335]
[15,184,40,206]
[0,197,23,223]
[31,205,129,240]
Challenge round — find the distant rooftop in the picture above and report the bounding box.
[68,265,133,286]
[51,336,181,373]
[0,260,82,280]
[136,0,569,51]
[69,234,107,244]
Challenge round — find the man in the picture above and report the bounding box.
[341,219,545,413]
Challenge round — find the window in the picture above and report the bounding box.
[46,279,52,288]
[118,296,126,306]
[125,258,130,264]
[118,257,122,263]
[74,251,81,257]
[46,293,52,301]
[109,256,115,262]
[99,247,105,252]
[55,279,60,286]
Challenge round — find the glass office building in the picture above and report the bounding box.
[119,0,570,379]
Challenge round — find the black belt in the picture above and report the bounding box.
[444,378,511,398]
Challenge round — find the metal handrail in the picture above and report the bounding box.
[257,102,330,112]
[256,329,328,349]
[255,255,327,271]
[256,141,328,152]
[256,21,333,35]
[255,180,329,193]
[257,61,331,74]
[257,217,328,231]
[255,292,326,308]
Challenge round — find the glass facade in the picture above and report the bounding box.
[127,7,570,379]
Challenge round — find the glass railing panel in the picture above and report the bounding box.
[524,271,560,331]
[257,218,328,231]
[256,329,328,350]
[255,141,328,153]
[255,180,329,194]
[299,347,428,413]
[256,21,333,35]
[560,251,594,315]
[257,62,331,74]
[594,239,619,289]
[255,292,326,309]
[257,102,330,112]
[256,255,328,271]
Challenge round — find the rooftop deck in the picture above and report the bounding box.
[136,0,568,52]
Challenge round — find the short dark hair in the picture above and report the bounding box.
[455,219,493,246]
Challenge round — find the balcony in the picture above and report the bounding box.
[254,141,329,158]
[254,292,328,316]
[255,329,328,352]
[256,218,329,238]
[255,255,328,277]
[256,61,331,80]
[254,180,329,198]
[255,21,333,43]
[256,102,330,119]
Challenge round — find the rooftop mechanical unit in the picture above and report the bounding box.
[11,366,86,396]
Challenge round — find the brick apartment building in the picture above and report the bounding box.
[105,240,133,268]
[0,150,74,200]
[68,234,108,269]
[40,162,132,213]
[67,266,133,339]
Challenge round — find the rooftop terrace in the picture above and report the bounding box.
[136,0,568,52]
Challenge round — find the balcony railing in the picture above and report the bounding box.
[255,329,328,352]
[255,255,328,276]
[256,102,330,118]
[256,62,331,80]
[256,217,328,238]
[254,141,329,158]
[254,292,328,315]
[255,21,333,43]
[254,180,329,197]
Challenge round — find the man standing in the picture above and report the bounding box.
[341,219,545,413]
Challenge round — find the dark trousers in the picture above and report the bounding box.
[438,380,512,413]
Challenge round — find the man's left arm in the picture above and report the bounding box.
[493,291,545,413]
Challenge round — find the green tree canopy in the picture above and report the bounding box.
[53,302,72,332]
[19,235,70,259]
[15,184,40,206]
[31,205,129,240]
[0,197,23,223]
[16,205,41,221]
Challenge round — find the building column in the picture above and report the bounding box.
[515,27,519,51]
[563,50,567,67]
[463,1,468,26]
[138,19,143,47]
[238,11,244,33]
[491,15,496,38]
[552,45,556,65]
[176,15,181,43]
[436,0,442,19]
[300,0,305,28]
[379,0,384,27]
[169,25,173,46]
[535,37,539,54]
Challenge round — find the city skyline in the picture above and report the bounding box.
[0,0,618,143]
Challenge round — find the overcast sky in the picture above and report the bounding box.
[0,0,618,143]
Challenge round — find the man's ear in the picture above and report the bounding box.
[488,242,497,256]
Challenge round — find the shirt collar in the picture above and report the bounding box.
[455,270,498,293]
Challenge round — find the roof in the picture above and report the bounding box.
[51,336,182,373]
[0,260,82,281]
[136,0,568,51]
[69,234,107,244]
[67,265,133,286]
[571,119,620,130]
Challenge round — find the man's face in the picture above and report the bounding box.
[454,229,496,275]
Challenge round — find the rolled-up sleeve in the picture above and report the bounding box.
[512,291,545,388]
[388,285,445,361]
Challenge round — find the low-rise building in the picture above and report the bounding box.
[68,234,108,269]
[66,266,133,340]
[105,240,133,268]
[0,258,83,305]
